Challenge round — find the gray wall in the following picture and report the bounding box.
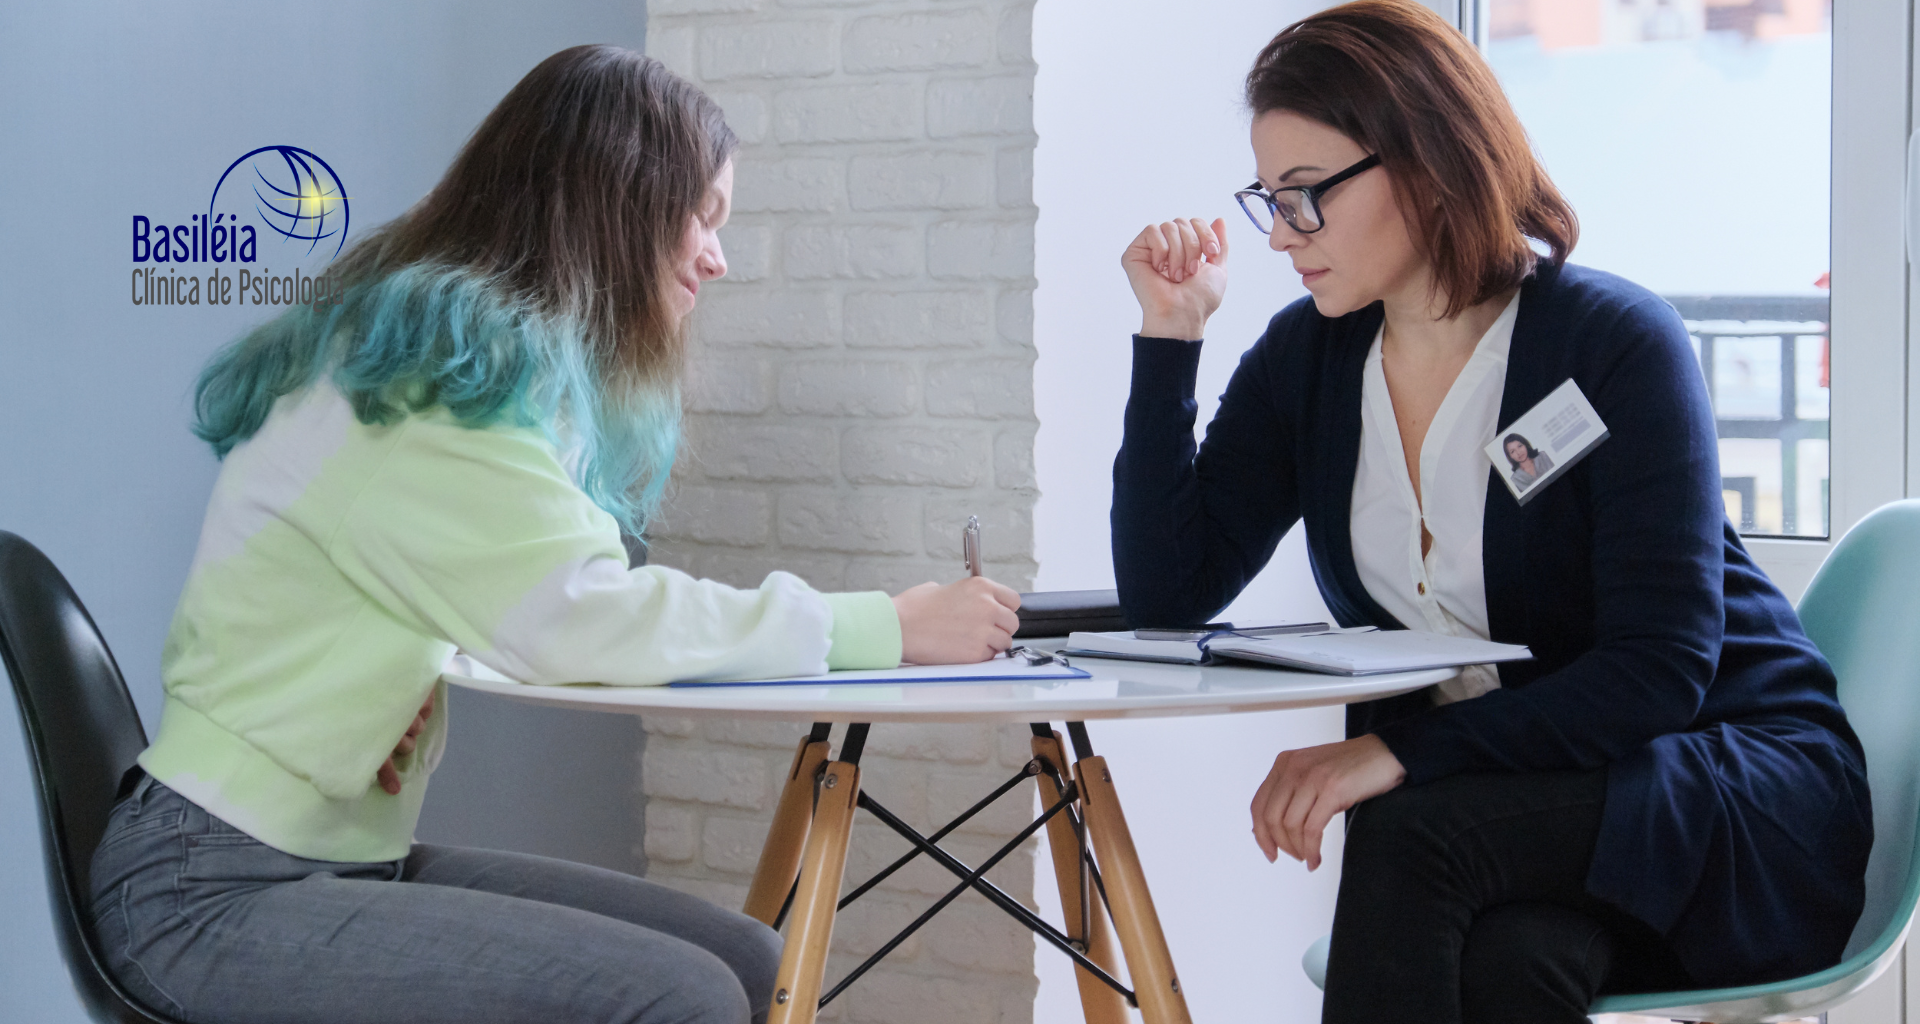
[0,4,649,1019]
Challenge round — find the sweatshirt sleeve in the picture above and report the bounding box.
[821,591,903,669]
[327,410,899,684]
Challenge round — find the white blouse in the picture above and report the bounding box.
[1350,291,1521,705]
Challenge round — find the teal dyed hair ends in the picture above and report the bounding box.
[191,262,681,537]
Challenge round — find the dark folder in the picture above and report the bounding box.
[1013,589,1129,638]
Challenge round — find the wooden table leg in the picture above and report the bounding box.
[767,758,860,1024]
[1077,753,1193,1024]
[1032,730,1130,1024]
[744,728,832,926]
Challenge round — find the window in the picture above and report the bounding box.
[1462,0,1908,602]
[1477,0,1833,538]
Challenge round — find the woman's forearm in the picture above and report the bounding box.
[1111,333,1301,627]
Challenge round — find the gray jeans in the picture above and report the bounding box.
[88,773,783,1024]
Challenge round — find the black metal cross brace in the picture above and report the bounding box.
[817,780,1137,1009]
[836,760,1041,910]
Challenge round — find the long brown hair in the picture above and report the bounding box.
[332,43,737,391]
[194,46,734,535]
[1245,0,1576,318]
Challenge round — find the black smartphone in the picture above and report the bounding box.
[1132,621,1328,641]
[1132,622,1233,641]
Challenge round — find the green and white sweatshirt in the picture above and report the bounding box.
[141,381,902,862]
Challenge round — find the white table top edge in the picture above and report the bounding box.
[440,657,1457,724]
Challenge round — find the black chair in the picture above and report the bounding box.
[0,530,189,1024]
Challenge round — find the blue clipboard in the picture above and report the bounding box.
[668,658,1090,688]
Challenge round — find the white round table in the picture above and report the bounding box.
[442,646,1452,724]
[442,648,1453,1024]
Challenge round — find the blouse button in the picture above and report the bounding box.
[1417,582,1427,596]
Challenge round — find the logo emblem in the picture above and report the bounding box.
[208,146,350,259]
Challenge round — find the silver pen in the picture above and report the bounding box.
[962,515,982,577]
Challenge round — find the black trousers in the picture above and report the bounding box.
[1321,768,1692,1023]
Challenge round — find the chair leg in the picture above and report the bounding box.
[1033,731,1130,1024]
[766,760,860,1024]
[744,734,832,926]
[1076,755,1193,1024]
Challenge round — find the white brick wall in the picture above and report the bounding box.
[642,2,1040,1021]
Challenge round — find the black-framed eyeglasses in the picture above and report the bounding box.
[1234,153,1381,235]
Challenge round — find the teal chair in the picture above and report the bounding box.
[1303,499,1920,1021]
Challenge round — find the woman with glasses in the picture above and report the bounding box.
[1109,2,1870,1020]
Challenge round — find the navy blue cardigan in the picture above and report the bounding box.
[1111,260,1871,986]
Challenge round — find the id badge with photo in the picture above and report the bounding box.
[1484,379,1610,505]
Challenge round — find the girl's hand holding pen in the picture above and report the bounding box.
[1122,216,1230,341]
[892,577,1022,666]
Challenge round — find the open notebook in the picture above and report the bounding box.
[1065,627,1531,676]
[1059,622,1325,665]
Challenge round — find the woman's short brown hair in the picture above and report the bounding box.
[1246,0,1576,318]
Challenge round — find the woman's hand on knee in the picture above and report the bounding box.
[1122,216,1229,341]
[1250,734,1405,870]
[892,577,1021,665]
